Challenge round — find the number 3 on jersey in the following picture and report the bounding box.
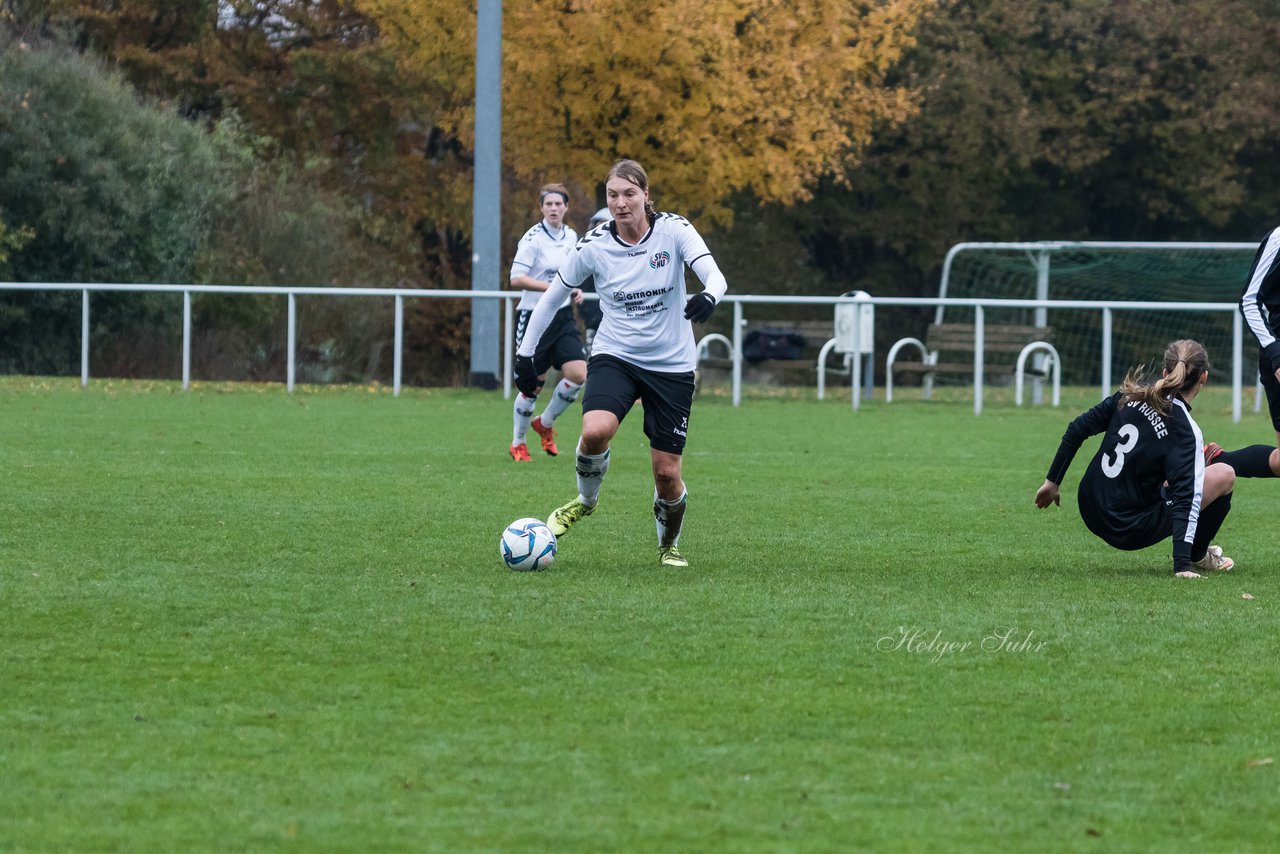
[1101,424,1139,478]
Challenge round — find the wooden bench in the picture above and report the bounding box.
[886,323,1060,404]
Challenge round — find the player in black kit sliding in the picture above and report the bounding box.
[1034,340,1236,579]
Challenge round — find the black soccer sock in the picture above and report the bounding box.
[1191,491,1233,562]
[654,490,687,548]
[1214,445,1278,478]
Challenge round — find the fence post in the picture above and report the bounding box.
[732,300,743,408]
[81,289,89,387]
[503,295,514,400]
[850,296,864,413]
[287,292,296,393]
[393,294,404,397]
[1101,308,1113,401]
[1033,250,1050,404]
[973,305,984,416]
[182,290,192,390]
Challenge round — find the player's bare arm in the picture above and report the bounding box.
[510,274,551,293]
[510,275,582,305]
[1034,480,1060,509]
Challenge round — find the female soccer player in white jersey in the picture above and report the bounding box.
[513,159,728,568]
[1205,225,1280,479]
[1034,340,1236,578]
[507,183,589,462]
[576,207,613,353]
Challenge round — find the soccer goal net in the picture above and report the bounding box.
[937,241,1258,388]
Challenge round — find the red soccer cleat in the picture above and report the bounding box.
[509,443,532,462]
[530,416,558,457]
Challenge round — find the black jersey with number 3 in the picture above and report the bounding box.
[1045,391,1206,573]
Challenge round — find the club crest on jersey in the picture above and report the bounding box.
[649,251,671,269]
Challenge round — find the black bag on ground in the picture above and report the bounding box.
[742,327,806,363]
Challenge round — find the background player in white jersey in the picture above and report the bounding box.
[577,207,612,353]
[508,183,588,462]
[1034,340,1236,578]
[1209,225,1280,478]
[513,159,727,568]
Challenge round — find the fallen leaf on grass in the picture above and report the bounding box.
[1246,757,1273,768]
[1242,593,1255,600]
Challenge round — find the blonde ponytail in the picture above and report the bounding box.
[1119,339,1209,414]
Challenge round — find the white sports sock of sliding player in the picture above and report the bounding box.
[538,379,581,427]
[654,489,688,548]
[575,442,610,506]
[512,393,536,445]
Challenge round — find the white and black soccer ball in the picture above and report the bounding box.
[500,518,557,572]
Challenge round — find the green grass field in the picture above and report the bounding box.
[3,376,1278,851]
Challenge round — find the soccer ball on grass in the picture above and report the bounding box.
[500,518,557,571]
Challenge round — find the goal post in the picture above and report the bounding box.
[936,241,1258,393]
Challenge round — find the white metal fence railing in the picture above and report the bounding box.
[0,282,1250,420]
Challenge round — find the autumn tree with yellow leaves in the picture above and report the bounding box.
[363,0,933,225]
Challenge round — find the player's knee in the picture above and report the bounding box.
[652,460,682,493]
[653,471,681,495]
[580,427,609,450]
[580,418,616,451]
[1207,464,1236,498]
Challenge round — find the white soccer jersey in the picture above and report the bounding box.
[509,221,578,312]
[555,213,714,372]
[1241,226,1280,366]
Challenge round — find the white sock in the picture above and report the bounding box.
[575,442,610,507]
[654,489,688,548]
[512,393,536,445]
[538,379,581,428]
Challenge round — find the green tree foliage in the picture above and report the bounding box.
[12,1,472,382]
[12,1,445,273]
[0,34,229,373]
[0,30,428,380]
[782,0,1280,302]
[190,139,427,383]
[0,37,224,284]
[0,221,34,274]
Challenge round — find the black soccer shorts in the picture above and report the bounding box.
[516,307,587,378]
[1258,352,1280,432]
[581,353,695,455]
[1078,493,1171,552]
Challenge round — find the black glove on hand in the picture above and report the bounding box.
[684,292,717,323]
[514,355,540,397]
